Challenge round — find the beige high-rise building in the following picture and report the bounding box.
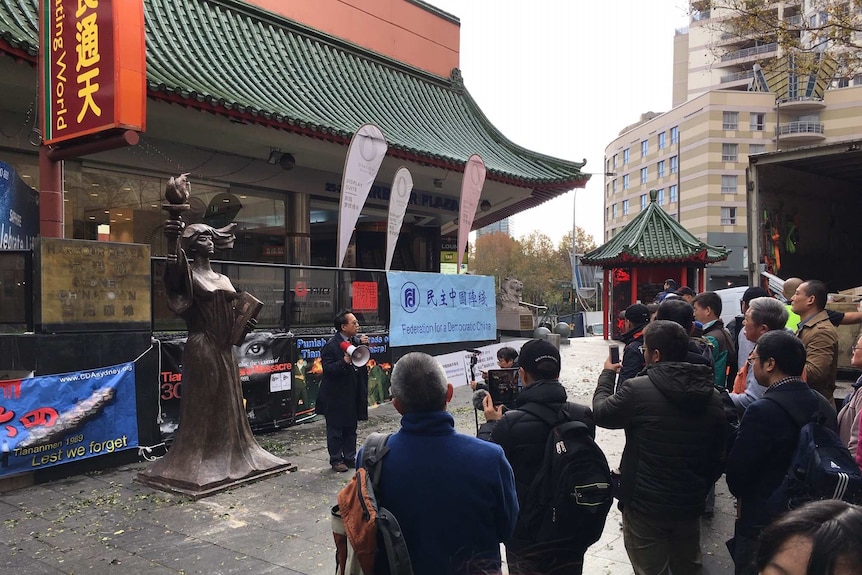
[606,0,862,289]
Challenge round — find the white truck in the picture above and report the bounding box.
[747,139,862,383]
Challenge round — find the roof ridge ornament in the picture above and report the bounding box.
[450,68,464,90]
[649,188,658,202]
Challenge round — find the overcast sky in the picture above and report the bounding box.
[428,0,689,247]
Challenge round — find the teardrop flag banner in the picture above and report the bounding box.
[337,124,388,268]
[385,167,414,271]
[457,155,487,272]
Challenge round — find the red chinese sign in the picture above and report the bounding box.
[352,281,378,312]
[39,0,146,145]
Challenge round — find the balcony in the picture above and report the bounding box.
[777,96,826,111]
[775,121,825,143]
[720,43,778,63]
[784,14,802,26]
[720,69,756,84]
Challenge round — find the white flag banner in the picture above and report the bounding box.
[457,154,487,271]
[385,167,413,271]
[337,123,388,267]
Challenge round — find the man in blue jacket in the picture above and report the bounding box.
[726,330,838,575]
[372,352,518,575]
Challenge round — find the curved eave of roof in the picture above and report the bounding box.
[0,0,588,194]
[581,200,730,266]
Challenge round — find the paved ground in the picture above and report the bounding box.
[0,336,736,574]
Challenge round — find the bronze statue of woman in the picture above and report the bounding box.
[138,175,289,497]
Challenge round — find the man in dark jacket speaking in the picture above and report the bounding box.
[594,320,727,575]
[480,338,595,574]
[316,310,369,472]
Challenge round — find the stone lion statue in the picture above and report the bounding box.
[497,276,528,311]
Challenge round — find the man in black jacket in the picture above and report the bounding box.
[594,320,727,575]
[315,310,369,472]
[725,330,838,575]
[616,303,651,389]
[480,339,594,575]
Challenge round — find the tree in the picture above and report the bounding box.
[472,231,520,285]
[699,0,862,78]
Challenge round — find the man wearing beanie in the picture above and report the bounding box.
[481,339,595,574]
[616,303,652,389]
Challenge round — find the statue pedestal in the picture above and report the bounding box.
[496,309,535,336]
[136,460,297,500]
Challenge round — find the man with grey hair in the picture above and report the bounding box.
[365,352,518,575]
[729,297,789,415]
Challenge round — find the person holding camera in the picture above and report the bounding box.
[480,339,595,574]
[470,346,519,391]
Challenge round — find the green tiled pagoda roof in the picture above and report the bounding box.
[581,191,730,265]
[0,0,588,207]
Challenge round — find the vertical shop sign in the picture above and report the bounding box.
[39,0,146,145]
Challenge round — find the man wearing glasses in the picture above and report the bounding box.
[726,330,838,575]
[317,310,370,472]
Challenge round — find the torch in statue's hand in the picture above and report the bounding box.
[163,172,191,221]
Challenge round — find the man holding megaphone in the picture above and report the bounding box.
[316,310,370,472]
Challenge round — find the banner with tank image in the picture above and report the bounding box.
[0,362,138,477]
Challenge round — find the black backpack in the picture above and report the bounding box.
[763,391,862,518]
[517,403,613,548]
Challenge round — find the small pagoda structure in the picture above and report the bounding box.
[581,189,730,339]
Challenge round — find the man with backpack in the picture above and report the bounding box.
[361,352,518,575]
[481,338,605,575]
[593,320,727,575]
[726,330,841,575]
[693,291,738,391]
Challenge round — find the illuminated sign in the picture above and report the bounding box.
[39,0,146,145]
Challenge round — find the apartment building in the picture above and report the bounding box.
[605,0,862,289]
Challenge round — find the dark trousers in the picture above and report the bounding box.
[728,522,760,575]
[326,422,357,466]
[622,506,703,575]
[506,541,586,575]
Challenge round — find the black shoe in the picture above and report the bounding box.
[345,460,356,469]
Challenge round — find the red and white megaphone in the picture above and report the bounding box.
[340,340,371,367]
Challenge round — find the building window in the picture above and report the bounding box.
[721,174,738,194]
[612,203,618,218]
[613,154,618,168]
[623,148,630,164]
[669,184,678,203]
[612,179,618,193]
[749,143,766,155]
[656,188,665,205]
[640,167,648,184]
[623,199,630,215]
[640,194,648,210]
[722,111,739,130]
[658,131,667,149]
[721,207,737,225]
[670,155,679,174]
[623,174,630,190]
[657,160,666,178]
[722,143,738,162]
[750,113,765,131]
[641,140,648,157]
[670,126,679,144]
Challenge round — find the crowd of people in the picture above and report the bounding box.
[322,281,862,574]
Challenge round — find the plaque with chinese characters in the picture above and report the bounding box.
[35,238,151,332]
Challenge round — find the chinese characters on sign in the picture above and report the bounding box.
[35,238,151,330]
[352,281,378,312]
[39,0,146,144]
[387,271,496,346]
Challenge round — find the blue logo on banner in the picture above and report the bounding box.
[401,282,419,313]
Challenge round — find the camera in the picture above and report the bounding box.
[487,368,521,406]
